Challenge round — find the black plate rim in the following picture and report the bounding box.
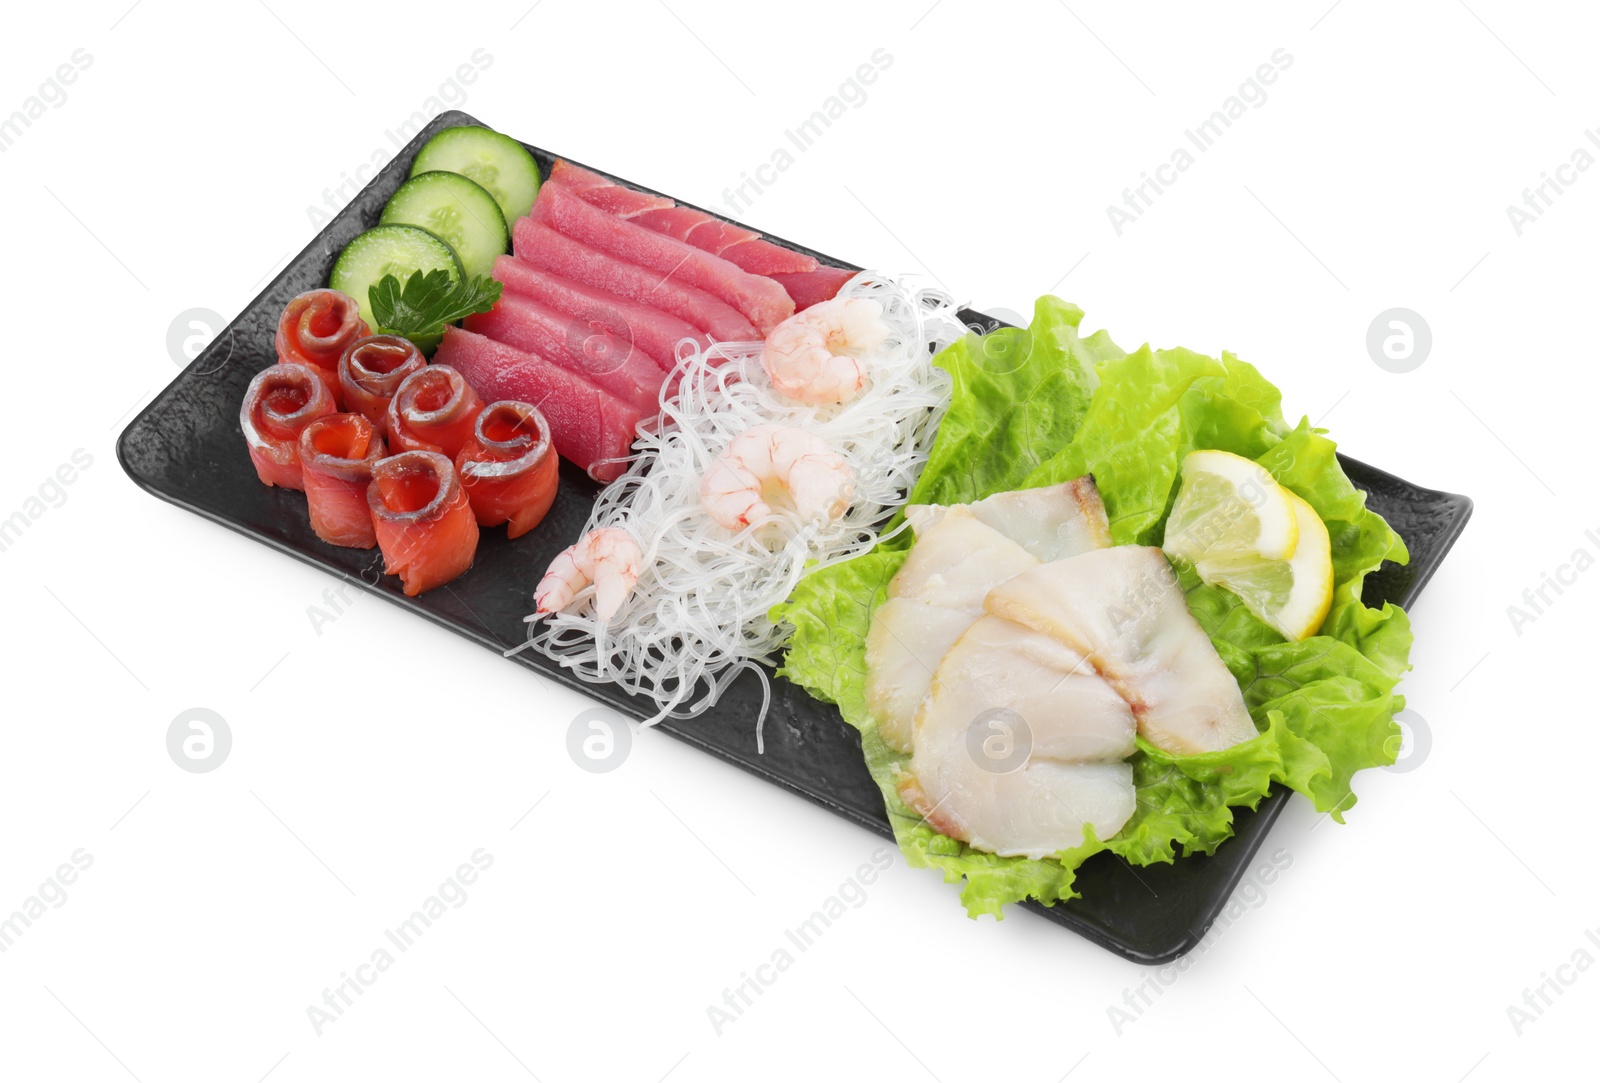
[117,108,1475,965]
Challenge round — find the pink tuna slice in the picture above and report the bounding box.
[532,181,794,334]
[434,327,640,483]
[718,238,822,275]
[513,217,758,343]
[492,255,710,371]
[463,292,664,417]
[615,209,819,276]
[546,159,612,194]
[552,160,817,275]
[549,159,673,218]
[629,206,717,242]
[770,267,858,311]
[686,218,759,253]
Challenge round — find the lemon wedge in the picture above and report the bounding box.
[1196,492,1334,641]
[1163,450,1298,563]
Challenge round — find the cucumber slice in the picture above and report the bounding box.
[380,172,507,279]
[410,126,540,225]
[330,224,462,335]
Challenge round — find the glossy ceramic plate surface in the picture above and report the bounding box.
[119,110,1473,962]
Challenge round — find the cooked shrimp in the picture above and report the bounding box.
[760,297,891,405]
[535,527,643,620]
[700,424,855,530]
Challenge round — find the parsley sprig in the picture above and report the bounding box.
[370,269,502,350]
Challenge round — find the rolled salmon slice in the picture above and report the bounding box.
[456,401,560,538]
[338,335,425,434]
[491,256,711,371]
[532,181,794,334]
[240,363,338,489]
[513,219,757,343]
[276,289,369,398]
[368,451,480,596]
[298,413,386,548]
[386,365,484,460]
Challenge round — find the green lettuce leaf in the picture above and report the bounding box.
[775,300,1413,917]
[1022,346,1290,543]
[905,296,1123,513]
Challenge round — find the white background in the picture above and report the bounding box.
[1,1,1593,1080]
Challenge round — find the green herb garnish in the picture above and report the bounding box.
[369,269,502,349]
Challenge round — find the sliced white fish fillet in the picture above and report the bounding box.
[915,616,1137,764]
[885,506,1039,608]
[902,502,947,536]
[900,476,1114,565]
[900,761,1136,861]
[985,546,1258,755]
[900,619,1137,857]
[966,476,1114,562]
[866,508,1036,752]
[866,481,1115,754]
[864,599,981,749]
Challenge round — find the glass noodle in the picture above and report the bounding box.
[516,274,966,740]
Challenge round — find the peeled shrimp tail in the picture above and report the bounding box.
[759,297,889,405]
[535,527,643,620]
[592,567,632,621]
[699,424,854,530]
[535,548,585,616]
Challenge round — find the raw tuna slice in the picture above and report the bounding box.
[630,206,715,242]
[434,327,640,482]
[492,256,710,370]
[720,238,822,275]
[546,159,612,194]
[771,266,857,311]
[549,160,671,217]
[464,292,663,416]
[634,210,816,274]
[532,181,794,334]
[630,207,817,277]
[686,218,760,253]
[513,218,758,342]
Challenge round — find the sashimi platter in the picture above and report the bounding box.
[121,112,1471,961]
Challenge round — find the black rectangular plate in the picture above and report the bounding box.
[118,110,1472,963]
